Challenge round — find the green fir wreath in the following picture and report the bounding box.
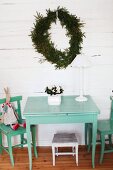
[30,7,85,69]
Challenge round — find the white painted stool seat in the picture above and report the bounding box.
[52,133,78,166]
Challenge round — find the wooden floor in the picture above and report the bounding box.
[0,146,113,170]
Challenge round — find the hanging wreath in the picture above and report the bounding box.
[30,7,85,69]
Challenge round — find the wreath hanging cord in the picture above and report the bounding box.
[30,7,85,69]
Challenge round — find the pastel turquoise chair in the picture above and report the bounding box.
[0,96,37,166]
[86,96,113,164]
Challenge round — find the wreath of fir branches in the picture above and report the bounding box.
[30,7,85,69]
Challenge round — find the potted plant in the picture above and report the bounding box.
[45,86,64,105]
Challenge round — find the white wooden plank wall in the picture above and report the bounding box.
[0,0,113,145]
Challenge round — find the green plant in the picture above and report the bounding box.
[30,7,85,69]
[45,86,64,95]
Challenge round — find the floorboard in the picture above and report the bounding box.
[0,145,113,170]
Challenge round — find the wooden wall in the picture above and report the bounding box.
[0,0,113,146]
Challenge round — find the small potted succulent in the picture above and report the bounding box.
[45,86,64,95]
[45,86,64,105]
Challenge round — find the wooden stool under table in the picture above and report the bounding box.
[52,133,78,166]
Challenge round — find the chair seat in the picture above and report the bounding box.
[87,120,113,133]
[0,123,26,136]
[98,120,113,133]
[52,133,78,143]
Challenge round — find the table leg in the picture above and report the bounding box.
[92,120,97,168]
[85,123,88,147]
[26,120,32,170]
[31,125,38,158]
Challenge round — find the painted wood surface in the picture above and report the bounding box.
[0,0,113,145]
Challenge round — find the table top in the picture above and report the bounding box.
[24,95,100,116]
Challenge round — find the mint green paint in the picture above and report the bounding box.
[24,95,100,170]
[87,96,113,164]
[0,96,37,166]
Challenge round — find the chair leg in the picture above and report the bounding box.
[108,134,112,147]
[52,145,55,166]
[0,132,3,154]
[87,124,92,152]
[100,134,105,164]
[76,145,78,166]
[55,147,58,156]
[85,123,88,148]
[7,136,14,166]
[72,146,75,156]
[31,125,38,158]
[20,134,24,148]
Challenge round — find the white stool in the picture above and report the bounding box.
[52,133,78,166]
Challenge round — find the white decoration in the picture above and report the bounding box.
[71,54,91,102]
[48,95,61,105]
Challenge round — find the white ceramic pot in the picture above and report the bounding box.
[48,95,61,105]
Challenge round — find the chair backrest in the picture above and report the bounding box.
[110,96,113,120]
[0,96,22,124]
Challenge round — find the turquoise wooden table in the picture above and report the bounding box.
[24,95,100,170]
